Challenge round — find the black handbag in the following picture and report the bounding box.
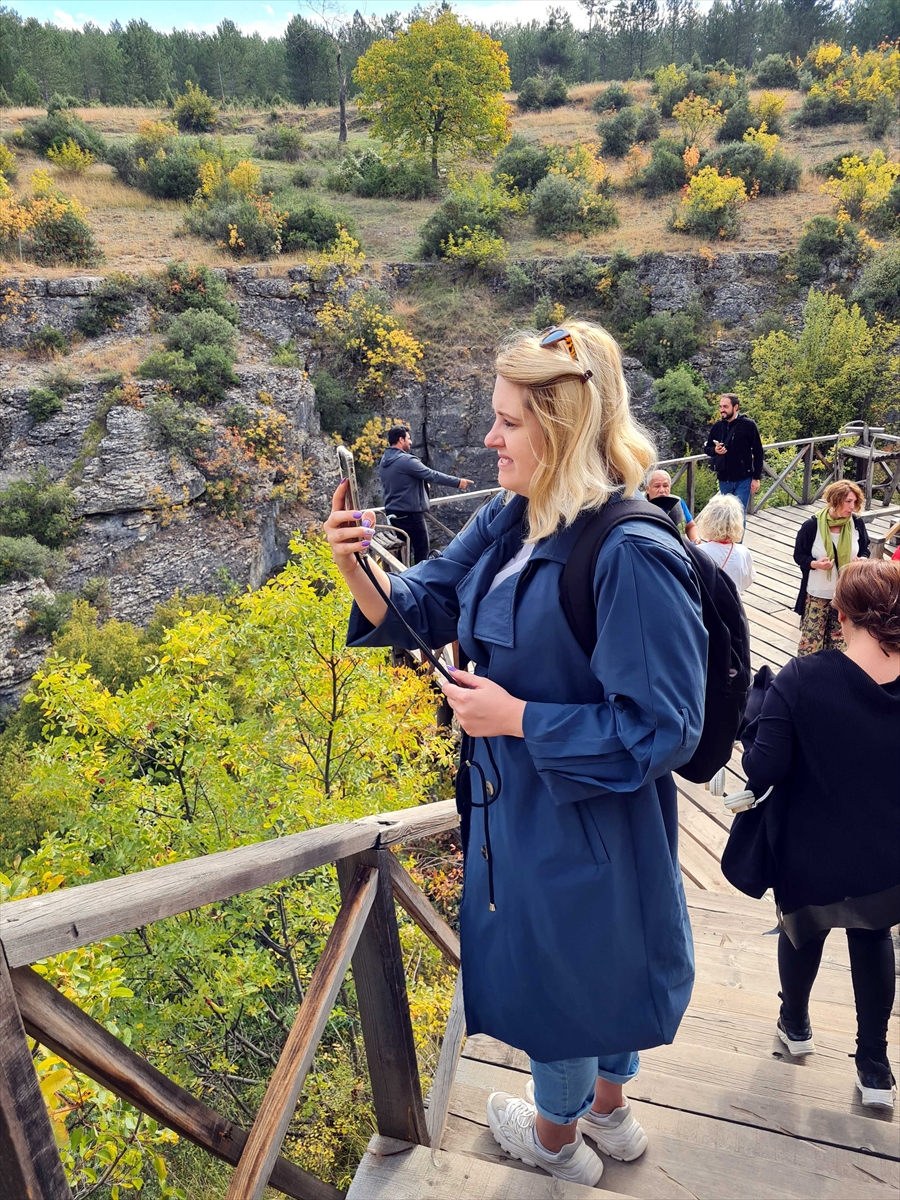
[721,666,778,899]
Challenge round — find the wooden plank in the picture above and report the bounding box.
[226,865,379,1200]
[0,949,73,1200]
[337,848,429,1146]
[677,792,730,859]
[677,826,734,891]
[676,777,733,832]
[450,1061,900,1198]
[0,800,459,968]
[426,972,466,1150]
[347,1144,638,1200]
[388,855,460,968]
[11,966,339,1200]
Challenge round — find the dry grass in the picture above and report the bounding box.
[71,338,151,376]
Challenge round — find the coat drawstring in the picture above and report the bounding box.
[466,737,502,911]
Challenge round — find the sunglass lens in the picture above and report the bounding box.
[540,328,568,346]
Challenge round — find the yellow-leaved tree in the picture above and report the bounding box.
[354,10,512,178]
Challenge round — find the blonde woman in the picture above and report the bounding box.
[325,323,707,1186]
[793,480,870,656]
[695,493,756,593]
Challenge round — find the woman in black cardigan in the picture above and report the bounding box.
[743,560,900,1110]
[793,480,869,655]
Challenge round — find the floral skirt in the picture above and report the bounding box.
[798,595,845,657]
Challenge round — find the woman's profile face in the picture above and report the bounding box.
[484,375,545,498]
[831,492,858,519]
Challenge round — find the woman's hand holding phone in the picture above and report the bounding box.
[324,480,377,574]
[439,670,526,738]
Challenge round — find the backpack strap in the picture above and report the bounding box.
[560,498,685,658]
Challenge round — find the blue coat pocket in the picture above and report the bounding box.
[575,800,611,867]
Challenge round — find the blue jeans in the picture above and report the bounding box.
[530,1052,640,1124]
[718,477,752,512]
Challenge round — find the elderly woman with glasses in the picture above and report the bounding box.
[324,322,707,1187]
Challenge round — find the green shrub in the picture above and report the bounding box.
[639,137,687,196]
[279,198,352,251]
[145,396,213,457]
[593,83,635,113]
[754,54,798,89]
[669,165,747,239]
[598,107,638,157]
[326,149,439,200]
[796,90,865,126]
[812,150,869,178]
[716,98,754,143]
[14,111,107,160]
[651,63,691,116]
[702,141,801,195]
[312,369,358,439]
[505,262,537,307]
[850,243,900,322]
[142,145,201,201]
[75,275,136,337]
[163,308,236,356]
[27,208,101,266]
[26,387,64,423]
[0,536,62,584]
[10,68,40,107]
[866,92,897,141]
[600,267,651,334]
[254,123,306,162]
[635,105,661,143]
[173,81,218,133]
[517,77,545,111]
[47,93,78,115]
[532,293,561,328]
[0,467,80,548]
[185,195,281,258]
[531,174,619,236]
[26,327,68,357]
[543,76,569,108]
[291,165,315,188]
[271,340,302,367]
[442,226,508,272]
[138,346,239,405]
[546,251,603,300]
[627,310,701,376]
[419,181,513,259]
[653,363,711,450]
[155,262,238,324]
[26,591,75,636]
[492,139,551,192]
[793,215,862,286]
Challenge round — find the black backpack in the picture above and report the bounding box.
[559,498,753,785]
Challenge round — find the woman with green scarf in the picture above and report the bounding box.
[793,481,870,655]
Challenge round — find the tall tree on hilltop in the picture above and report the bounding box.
[285,14,337,105]
[781,0,837,58]
[355,11,512,177]
[120,18,170,102]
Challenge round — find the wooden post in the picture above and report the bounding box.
[225,865,378,1200]
[0,946,72,1200]
[801,442,813,505]
[337,848,429,1147]
[686,460,695,517]
[388,855,460,968]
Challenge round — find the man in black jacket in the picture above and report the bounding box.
[704,393,764,513]
[379,426,473,563]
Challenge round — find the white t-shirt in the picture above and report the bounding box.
[806,524,860,599]
[487,543,534,593]
[698,540,756,594]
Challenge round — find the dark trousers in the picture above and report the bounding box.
[778,927,895,1064]
[389,510,429,565]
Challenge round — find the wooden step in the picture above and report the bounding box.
[347,1140,639,1199]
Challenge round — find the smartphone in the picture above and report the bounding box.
[336,445,361,519]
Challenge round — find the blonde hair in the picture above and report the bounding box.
[494,321,656,542]
[695,493,746,543]
[822,479,864,515]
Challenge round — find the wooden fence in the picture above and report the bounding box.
[0,801,463,1200]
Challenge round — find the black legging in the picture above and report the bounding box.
[389,511,429,565]
[778,927,895,1064]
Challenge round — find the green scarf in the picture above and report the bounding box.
[817,507,853,581]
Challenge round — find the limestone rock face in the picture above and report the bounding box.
[1,384,100,487]
[0,580,53,707]
[74,406,207,516]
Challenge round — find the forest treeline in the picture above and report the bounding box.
[0,0,897,109]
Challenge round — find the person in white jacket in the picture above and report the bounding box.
[695,493,756,594]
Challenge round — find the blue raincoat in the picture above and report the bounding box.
[348,493,707,1062]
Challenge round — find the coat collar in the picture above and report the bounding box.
[491,493,628,565]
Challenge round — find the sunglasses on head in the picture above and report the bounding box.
[539,327,593,383]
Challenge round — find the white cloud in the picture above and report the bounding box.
[454,2,591,30]
[53,7,86,29]
[237,16,294,37]
[266,4,275,13]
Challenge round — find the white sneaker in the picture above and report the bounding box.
[486,1092,604,1186]
[525,1078,649,1161]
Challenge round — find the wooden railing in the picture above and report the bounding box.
[659,424,900,516]
[0,801,464,1200]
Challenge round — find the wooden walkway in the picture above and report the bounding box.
[349,503,899,1200]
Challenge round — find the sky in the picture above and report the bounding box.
[9,1,603,37]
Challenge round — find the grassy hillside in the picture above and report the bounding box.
[2,82,896,274]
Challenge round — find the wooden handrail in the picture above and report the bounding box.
[0,801,459,969]
[226,866,379,1200]
[12,964,337,1200]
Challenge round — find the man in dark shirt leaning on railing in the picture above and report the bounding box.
[704,393,764,514]
[378,425,473,564]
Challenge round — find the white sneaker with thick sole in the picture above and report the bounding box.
[856,1063,897,1110]
[524,1078,648,1162]
[486,1091,603,1187]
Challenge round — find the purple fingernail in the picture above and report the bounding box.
[361,539,371,547]
[362,518,372,529]
[352,511,362,519]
